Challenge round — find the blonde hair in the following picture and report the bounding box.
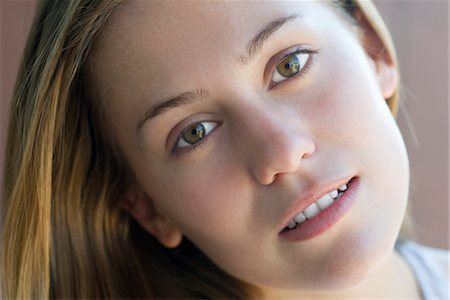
[1,1,403,298]
[353,0,400,115]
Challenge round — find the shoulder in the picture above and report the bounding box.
[398,240,449,271]
[395,240,449,300]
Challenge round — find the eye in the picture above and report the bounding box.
[271,48,317,85]
[174,121,218,150]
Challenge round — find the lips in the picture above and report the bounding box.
[278,177,360,242]
[278,176,355,233]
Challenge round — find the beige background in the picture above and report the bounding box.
[1,1,449,249]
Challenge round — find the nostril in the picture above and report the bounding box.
[301,139,316,160]
[258,171,278,186]
[250,138,316,185]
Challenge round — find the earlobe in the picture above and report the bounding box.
[121,187,183,249]
[147,216,183,249]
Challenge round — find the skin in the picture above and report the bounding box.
[90,1,419,298]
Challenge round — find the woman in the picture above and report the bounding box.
[1,0,448,299]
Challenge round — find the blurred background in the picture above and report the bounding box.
[1,1,449,249]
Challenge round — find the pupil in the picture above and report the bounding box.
[277,54,300,78]
[183,123,205,144]
[192,124,204,137]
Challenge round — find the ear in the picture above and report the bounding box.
[121,186,183,248]
[355,9,399,99]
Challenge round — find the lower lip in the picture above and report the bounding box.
[278,176,360,242]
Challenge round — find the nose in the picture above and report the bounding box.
[244,110,316,185]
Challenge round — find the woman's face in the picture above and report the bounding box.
[91,0,409,292]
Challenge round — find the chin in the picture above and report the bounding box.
[319,255,388,291]
[281,229,398,292]
[316,231,398,291]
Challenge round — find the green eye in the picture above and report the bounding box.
[272,49,314,84]
[182,123,205,144]
[175,121,218,150]
[276,54,301,78]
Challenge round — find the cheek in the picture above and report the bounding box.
[309,48,407,174]
[305,48,409,216]
[143,153,254,242]
[317,49,410,238]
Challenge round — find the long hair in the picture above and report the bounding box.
[1,1,401,298]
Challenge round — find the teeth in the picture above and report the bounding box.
[303,202,321,219]
[294,212,307,224]
[287,220,297,229]
[316,194,333,210]
[338,184,347,192]
[285,181,350,230]
[329,189,338,199]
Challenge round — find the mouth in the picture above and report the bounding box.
[278,176,359,241]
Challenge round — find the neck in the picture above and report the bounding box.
[259,249,422,300]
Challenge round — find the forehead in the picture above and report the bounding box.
[98,1,318,57]
[90,1,338,96]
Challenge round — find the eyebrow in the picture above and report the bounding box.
[136,88,210,130]
[239,14,301,64]
[136,14,300,131]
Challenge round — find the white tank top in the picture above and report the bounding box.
[395,240,449,300]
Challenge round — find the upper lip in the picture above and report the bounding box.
[278,175,355,233]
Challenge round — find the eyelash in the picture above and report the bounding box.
[171,121,219,155]
[171,47,320,155]
[269,47,320,89]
